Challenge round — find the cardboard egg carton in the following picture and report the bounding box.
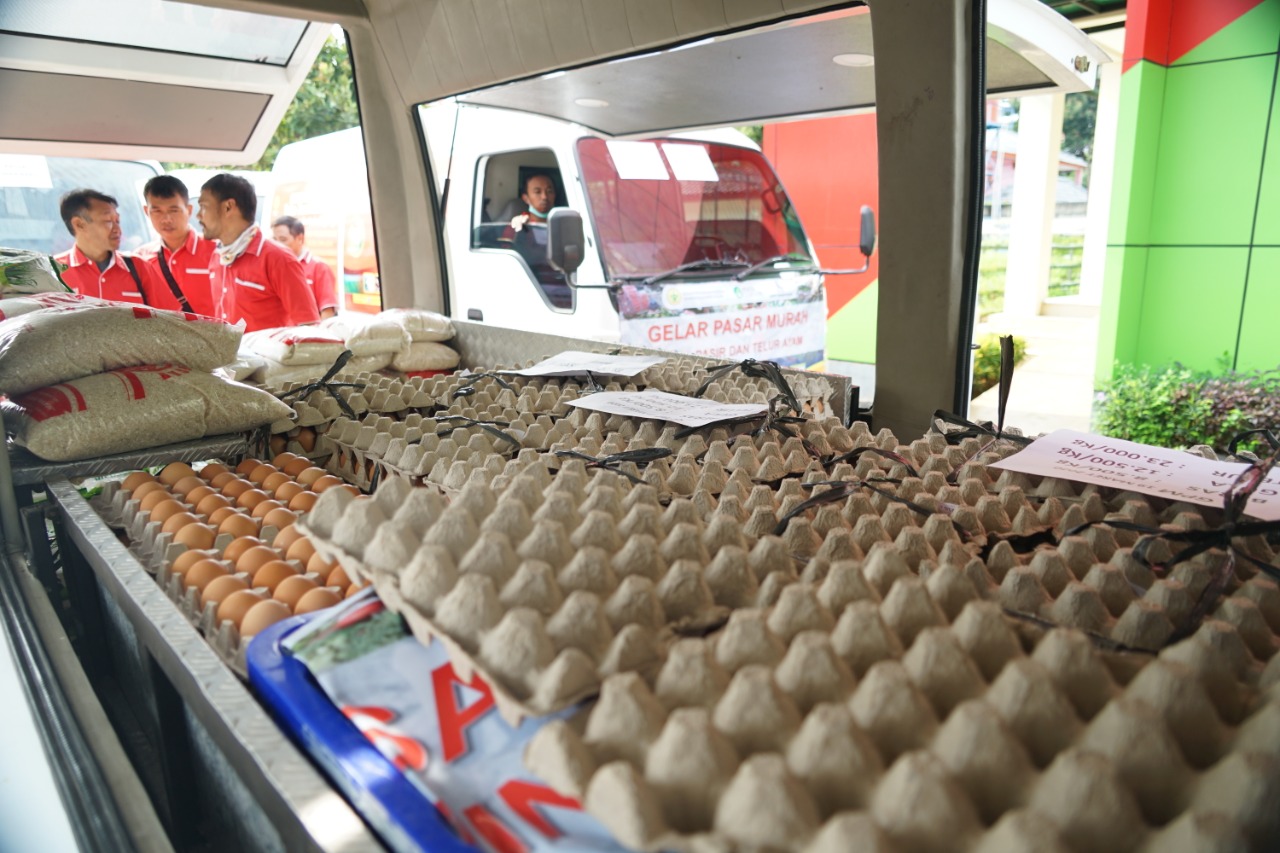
[267,370,435,427]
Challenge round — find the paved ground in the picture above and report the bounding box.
[828,311,1099,434]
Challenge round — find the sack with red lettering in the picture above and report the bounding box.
[389,341,460,373]
[2,365,294,462]
[318,313,409,356]
[242,327,346,366]
[0,301,242,395]
[0,291,108,320]
[379,308,454,342]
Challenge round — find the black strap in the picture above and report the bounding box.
[154,248,195,313]
[120,255,150,306]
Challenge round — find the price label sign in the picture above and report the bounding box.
[511,351,665,378]
[567,390,767,428]
[990,429,1280,521]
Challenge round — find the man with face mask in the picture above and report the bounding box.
[137,174,216,316]
[198,174,318,332]
[55,189,180,309]
[499,172,557,264]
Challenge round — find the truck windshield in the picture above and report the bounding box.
[0,156,157,255]
[576,137,812,281]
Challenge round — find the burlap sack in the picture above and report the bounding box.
[0,301,242,395]
[2,365,294,462]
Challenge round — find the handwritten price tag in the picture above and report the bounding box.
[990,429,1280,521]
[512,351,665,378]
[567,390,767,428]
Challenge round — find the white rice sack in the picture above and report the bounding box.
[0,302,243,395]
[242,327,346,366]
[2,365,294,462]
[250,358,330,388]
[225,352,267,382]
[346,352,394,373]
[319,313,409,356]
[380,308,454,342]
[0,291,108,320]
[0,249,72,295]
[389,341,460,372]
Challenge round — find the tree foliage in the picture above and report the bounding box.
[162,36,359,172]
[1061,88,1098,164]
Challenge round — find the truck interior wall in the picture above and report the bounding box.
[869,0,979,436]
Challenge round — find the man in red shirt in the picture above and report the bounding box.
[137,175,216,316]
[271,215,338,318]
[197,174,319,332]
[55,189,181,309]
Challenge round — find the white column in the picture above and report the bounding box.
[1003,92,1065,317]
[1079,55,1122,305]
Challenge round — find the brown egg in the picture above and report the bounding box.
[236,488,271,511]
[161,511,201,535]
[250,499,285,520]
[174,523,216,551]
[149,499,188,525]
[123,471,155,492]
[201,574,250,608]
[218,513,259,539]
[274,481,305,503]
[171,548,217,578]
[158,462,197,486]
[288,491,319,513]
[235,459,263,477]
[220,478,253,499]
[217,589,267,629]
[345,582,366,599]
[284,536,315,564]
[240,599,292,638]
[296,428,317,453]
[273,451,301,468]
[282,457,312,478]
[195,493,233,517]
[327,564,351,589]
[198,462,230,482]
[261,471,291,494]
[248,463,279,486]
[207,506,241,528]
[269,435,288,456]
[185,485,217,506]
[295,467,326,487]
[313,475,346,493]
[139,488,175,512]
[210,471,237,489]
[222,536,265,564]
[294,587,342,614]
[272,525,305,553]
[183,558,230,593]
[272,575,319,610]
[309,553,337,577]
[235,545,282,576]
[133,479,168,499]
[171,475,205,497]
[252,560,300,594]
[262,507,298,532]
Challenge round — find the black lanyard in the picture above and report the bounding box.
[155,247,195,313]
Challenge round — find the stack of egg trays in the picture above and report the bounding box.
[94,480,296,677]
[298,418,1280,851]
[264,370,436,462]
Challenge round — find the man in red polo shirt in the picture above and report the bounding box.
[271,215,338,318]
[197,174,319,332]
[137,174,216,316]
[55,189,181,309]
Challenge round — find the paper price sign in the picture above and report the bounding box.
[512,351,665,378]
[990,429,1280,521]
[567,391,767,428]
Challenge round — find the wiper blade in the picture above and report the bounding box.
[641,258,749,286]
[732,254,816,281]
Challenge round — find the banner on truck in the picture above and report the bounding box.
[616,275,826,368]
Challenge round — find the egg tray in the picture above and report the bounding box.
[262,369,436,427]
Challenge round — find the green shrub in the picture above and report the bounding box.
[971,334,1028,398]
[1095,361,1280,452]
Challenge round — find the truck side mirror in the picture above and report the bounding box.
[547,208,584,278]
[859,205,876,259]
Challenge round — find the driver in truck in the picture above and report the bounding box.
[55,189,181,309]
[499,172,556,258]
